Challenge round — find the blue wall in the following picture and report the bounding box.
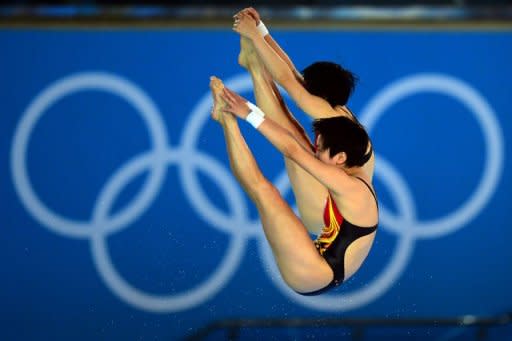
[1,28,511,340]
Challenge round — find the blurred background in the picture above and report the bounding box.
[1,1,511,340]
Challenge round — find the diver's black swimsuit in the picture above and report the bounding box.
[298,177,378,296]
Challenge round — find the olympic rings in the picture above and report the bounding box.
[10,71,504,313]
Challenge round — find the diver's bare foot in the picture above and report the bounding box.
[209,76,227,122]
[238,37,256,69]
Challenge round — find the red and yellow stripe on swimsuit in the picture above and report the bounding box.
[314,193,344,255]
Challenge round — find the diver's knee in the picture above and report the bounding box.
[248,177,278,202]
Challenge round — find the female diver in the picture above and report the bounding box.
[208,7,378,295]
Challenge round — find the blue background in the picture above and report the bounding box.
[1,28,511,340]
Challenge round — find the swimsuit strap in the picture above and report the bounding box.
[343,106,357,121]
[355,176,378,209]
[344,107,373,164]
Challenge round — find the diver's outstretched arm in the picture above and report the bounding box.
[238,37,311,151]
[221,85,356,197]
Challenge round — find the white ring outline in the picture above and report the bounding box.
[90,149,248,312]
[360,73,504,239]
[10,72,168,238]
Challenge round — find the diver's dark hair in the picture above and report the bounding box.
[302,61,357,107]
[312,116,371,168]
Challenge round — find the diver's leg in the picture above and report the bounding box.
[240,38,327,234]
[210,78,333,292]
